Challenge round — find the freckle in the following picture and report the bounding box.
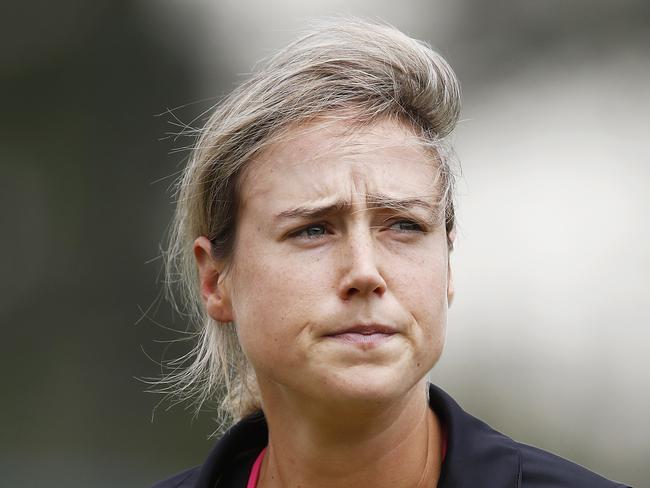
[417,362,421,367]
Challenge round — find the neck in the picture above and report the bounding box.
[257,380,442,488]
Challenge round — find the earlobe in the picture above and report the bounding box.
[447,227,456,307]
[193,236,234,323]
[447,261,455,307]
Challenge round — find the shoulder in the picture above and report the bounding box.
[517,442,630,488]
[150,466,201,488]
[149,411,268,488]
[428,383,630,488]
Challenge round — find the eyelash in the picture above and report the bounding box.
[292,223,330,239]
[389,220,425,233]
[289,219,425,240]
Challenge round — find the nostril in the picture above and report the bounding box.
[342,281,385,301]
[337,248,387,299]
[346,287,360,297]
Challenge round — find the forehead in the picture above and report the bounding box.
[238,118,440,211]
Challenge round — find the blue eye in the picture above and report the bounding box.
[295,224,328,238]
[390,220,423,232]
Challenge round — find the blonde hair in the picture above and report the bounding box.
[157,18,461,427]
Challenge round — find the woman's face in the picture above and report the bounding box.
[220,118,452,406]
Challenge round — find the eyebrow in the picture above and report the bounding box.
[274,194,439,222]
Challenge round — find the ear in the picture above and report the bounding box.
[193,236,234,323]
[447,227,456,307]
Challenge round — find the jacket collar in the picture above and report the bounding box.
[428,383,521,486]
[196,383,522,487]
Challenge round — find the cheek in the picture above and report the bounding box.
[228,246,323,367]
[401,274,448,372]
[393,248,449,342]
[389,239,449,304]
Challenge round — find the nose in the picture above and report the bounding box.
[337,232,387,301]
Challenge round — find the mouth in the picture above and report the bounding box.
[324,324,398,348]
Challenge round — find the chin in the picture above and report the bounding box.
[311,364,428,408]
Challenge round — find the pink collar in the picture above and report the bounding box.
[246,429,447,488]
[246,447,266,488]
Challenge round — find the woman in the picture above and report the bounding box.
[152,19,628,488]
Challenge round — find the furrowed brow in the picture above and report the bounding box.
[274,200,351,221]
[365,194,438,213]
[274,194,441,222]
[365,193,444,226]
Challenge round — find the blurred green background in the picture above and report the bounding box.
[2,1,648,486]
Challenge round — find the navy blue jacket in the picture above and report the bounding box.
[152,384,630,487]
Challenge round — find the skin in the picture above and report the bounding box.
[194,118,454,488]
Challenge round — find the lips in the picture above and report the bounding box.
[323,324,398,348]
[325,324,398,337]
